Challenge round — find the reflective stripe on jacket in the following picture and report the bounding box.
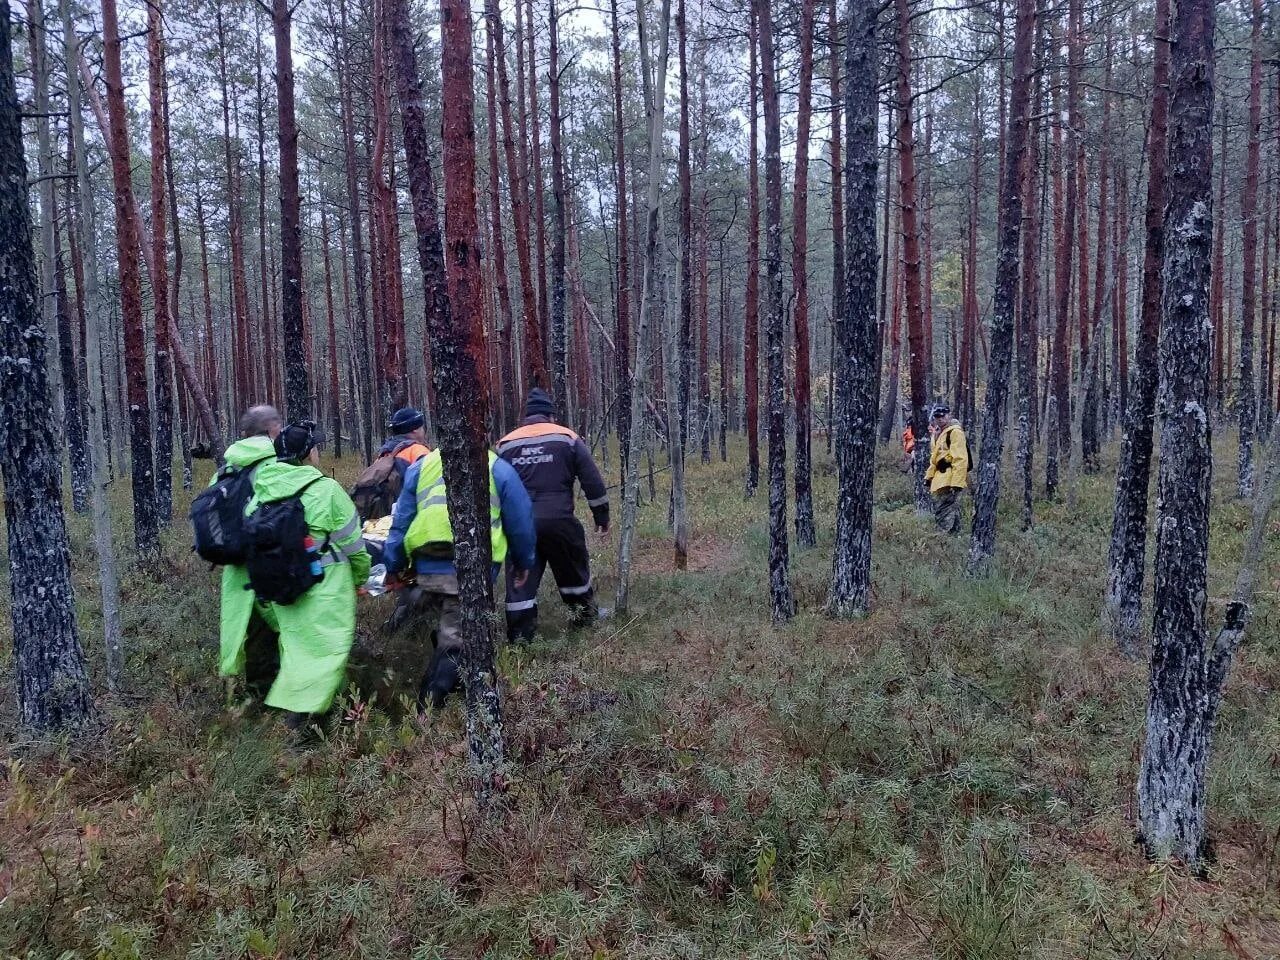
[403,449,508,563]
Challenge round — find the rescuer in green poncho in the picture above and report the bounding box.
[217,405,283,693]
[248,421,370,721]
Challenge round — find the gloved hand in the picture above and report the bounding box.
[937,457,952,472]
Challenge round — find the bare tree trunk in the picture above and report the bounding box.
[390,0,505,805]
[1,0,93,731]
[676,0,692,448]
[826,0,878,617]
[744,0,760,496]
[894,0,930,514]
[609,0,631,470]
[147,0,174,522]
[1211,103,1227,420]
[758,0,795,622]
[336,0,374,459]
[1237,0,1263,497]
[273,0,309,418]
[791,0,816,549]
[102,0,158,557]
[1105,0,1169,658]
[1015,12,1044,533]
[967,0,1034,571]
[483,6,517,430]
[548,0,568,414]
[64,0,122,686]
[616,0,672,614]
[827,0,843,460]
[1136,0,1216,865]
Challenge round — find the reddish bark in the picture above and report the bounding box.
[483,5,518,429]
[388,0,505,799]
[493,0,545,390]
[101,0,157,554]
[215,0,252,413]
[526,0,550,347]
[147,0,173,519]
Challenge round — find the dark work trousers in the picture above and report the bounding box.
[243,608,281,699]
[506,515,596,640]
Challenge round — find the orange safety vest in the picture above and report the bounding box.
[394,441,431,467]
[902,425,915,455]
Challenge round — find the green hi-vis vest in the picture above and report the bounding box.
[403,449,507,563]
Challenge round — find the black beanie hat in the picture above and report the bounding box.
[275,419,324,461]
[389,406,425,434]
[525,387,556,418]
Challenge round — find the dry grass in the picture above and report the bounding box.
[2,437,1279,957]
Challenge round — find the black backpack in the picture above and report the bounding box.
[350,441,410,521]
[244,477,327,605]
[190,460,267,565]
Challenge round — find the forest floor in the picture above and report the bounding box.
[3,437,1280,958]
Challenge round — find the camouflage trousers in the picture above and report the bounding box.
[934,487,963,535]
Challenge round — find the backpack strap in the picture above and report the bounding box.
[260,475,326,506]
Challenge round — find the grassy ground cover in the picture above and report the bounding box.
[2,440,1279,957]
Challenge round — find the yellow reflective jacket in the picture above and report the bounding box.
[403,449,508,563]
[925,421,969,493]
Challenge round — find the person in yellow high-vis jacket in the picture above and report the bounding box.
[247,421,370,722]
[924,404,970,534]
[217,406,282,695]
[383,447,536,709]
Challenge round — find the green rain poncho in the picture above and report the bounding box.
[217,436,279,678]
[249,460,370,714]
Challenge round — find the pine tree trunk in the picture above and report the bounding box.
[1238,0,1263,498]
[968,0,1033,571]
[758,0,795,622]
[616,0,672,614]
[29,0,90,515]
[1105,0,1169,658]
[320,198,344,458]
[483,6,518,431]
[526,0,550,353]
[102,0,158,557]
[147,0,174,522]
[827,0,843,461]
[390,0,505,805]
[1019,17,1045,531]
[676,0,692,449]
[493,0,546,392]
[273,0,309,418]
[826,0,878,618]
[791,0,816,549]
[894,0,930,514]
[1,0,93,730]
[743,0,760,496]
[64,0,123,686]
[609,0,631,470]
[1137,0,1216,865]
[336,0,374,459]
[548,0,568,415]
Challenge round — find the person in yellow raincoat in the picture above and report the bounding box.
[924,403,969,534]
[248,420,370,724]
[218,406,283,694]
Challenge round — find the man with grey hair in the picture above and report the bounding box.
[239,404,283,439]
[216,406,284,698]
